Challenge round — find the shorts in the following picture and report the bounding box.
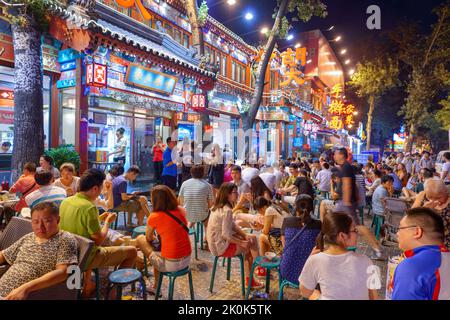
[114,199,142,213]
[88,246,131,269]
[162,175,177,190]
[148,252,191,272]
[220,243,237,257]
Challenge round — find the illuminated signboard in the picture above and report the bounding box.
[125,64,178,95]
[86,63,108,87]
[191,94,206,109]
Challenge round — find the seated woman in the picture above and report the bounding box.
[53,163,80,197]
[299,212,378,300]
[402,168,433,202]
[206,182,262,289]
[280,195,322,286]
[135,185,191,294]
[0,202,78,300]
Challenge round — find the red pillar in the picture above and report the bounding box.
[75,59,88,174]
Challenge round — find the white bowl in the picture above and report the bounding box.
[265,252,276,260]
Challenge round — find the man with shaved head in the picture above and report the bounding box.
[413,179,450,249]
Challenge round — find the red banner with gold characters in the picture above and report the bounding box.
[328,84,355,130]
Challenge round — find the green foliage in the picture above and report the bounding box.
[198,0,208,27]
[436,97,450,130]
[2,0,62,31]
[45,145,81,172]
[348,57,399,98]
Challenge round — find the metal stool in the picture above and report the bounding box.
[105,269,147,300]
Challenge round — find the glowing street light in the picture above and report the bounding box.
[353,111,358,115]
[345,59,351,65]
[335,36,342,41]
[327,26,335,31]
[306,59,312,64]
[260,27,269,34]
[349,69,355,76]
[341,49,347,55]
[295,43,301,48]
[245,12,254,20]
[227,0,237,5]
[287,34,294,41]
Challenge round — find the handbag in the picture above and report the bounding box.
[151,210,190,252]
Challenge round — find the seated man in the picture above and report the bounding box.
[0,202,78,300]
[393,207,450,300]
[25,170,67,209]
[402,168,433,202]
[59,169,137,296]
[372,175,394,217]
[385,166,403,195]
[112,166,151,227]
[278,163,299,196]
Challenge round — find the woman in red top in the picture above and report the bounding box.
[136,185,191,294]
[152,136,166,184]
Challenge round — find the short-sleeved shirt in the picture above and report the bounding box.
[316,169,332,192]
[37,166,60,179]
[299,251,373,300]
[0,231,78,297]
[112,175,128,208]
[25,185,67,208]
[372,185,389,215]
[9,175,39,212]
[114,137,127,158]
[388,173,403,191]
[393,245,450,300]
[153,144,165,162]
[265,206,288,229]
[419,158,434,170]
[53,177,80,195]
[147,207,191,259]
[162,147,177,177]
[281,175,297,189]
[59,193,101,267]
[337,162,357,203]
[179,178,213,223]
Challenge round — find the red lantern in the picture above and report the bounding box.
[191,94,206,110]
[86,62,107,87]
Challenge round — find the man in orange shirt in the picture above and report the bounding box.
[1,162,39,223]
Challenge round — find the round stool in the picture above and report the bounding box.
[245,256,281,300]
[210,254,245,296]
[132,226,146,238]
[105,269,147,300]
[155,267,195,300]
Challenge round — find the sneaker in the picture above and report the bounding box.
[255,266,267,278]
[246,277,264,290]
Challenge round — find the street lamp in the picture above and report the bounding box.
[245,12,254,20]
[227,0,237,5]
[260,27,269,34]
[349,69,355,76]
[340,49,347,55]
[306,59,312,64]
[295,43,301,48]
[345,59,351,65]
[327,25,335,31]
[335,36,342,41]
[287,34,294,41]
[353,111,358,115]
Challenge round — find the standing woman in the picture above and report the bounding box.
[152,136,166,184]
[38,155,60,179]
[108,127,127,166]
[208,144,224,197]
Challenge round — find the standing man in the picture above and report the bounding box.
[334,148,384,260]
[162,137,178,191]
[152,136,165,185]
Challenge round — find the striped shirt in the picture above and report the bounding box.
[25,185,67,208]
[179,178,213,223]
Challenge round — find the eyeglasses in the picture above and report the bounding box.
[397,225,418,231]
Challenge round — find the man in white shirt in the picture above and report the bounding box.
[315,162,332,195]
[25,170,67,209]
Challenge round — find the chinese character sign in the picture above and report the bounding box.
[331,84,343,99]
[328,101,356,130]
[280,48,306,87]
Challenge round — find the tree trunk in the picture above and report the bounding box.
[11,19,44,181]
[244,0,289,132]
[184,0,205,56]
[366,95,375,151]
[405,123,415,153]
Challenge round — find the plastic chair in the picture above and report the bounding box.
[245,256,281,300]
[105,269,147,300]
[131,226,149,278]
[278,279,299,300]
[210,254,245,296]
[112,209,128,230]
[371,215,385,240]
[189,227,198,260]
[155,267,194,300]
[358,206,364,225]
[195,222,205,250]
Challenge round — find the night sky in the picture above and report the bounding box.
[208,0,445,74]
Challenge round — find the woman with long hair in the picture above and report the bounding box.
[299,212,377,300]
[279,195,322,286]
[136,185,192,294]
[250,176,272,203]
[206,182,262,289]
[396,163,409,188]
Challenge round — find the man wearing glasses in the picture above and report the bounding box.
[392,207,450,300]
